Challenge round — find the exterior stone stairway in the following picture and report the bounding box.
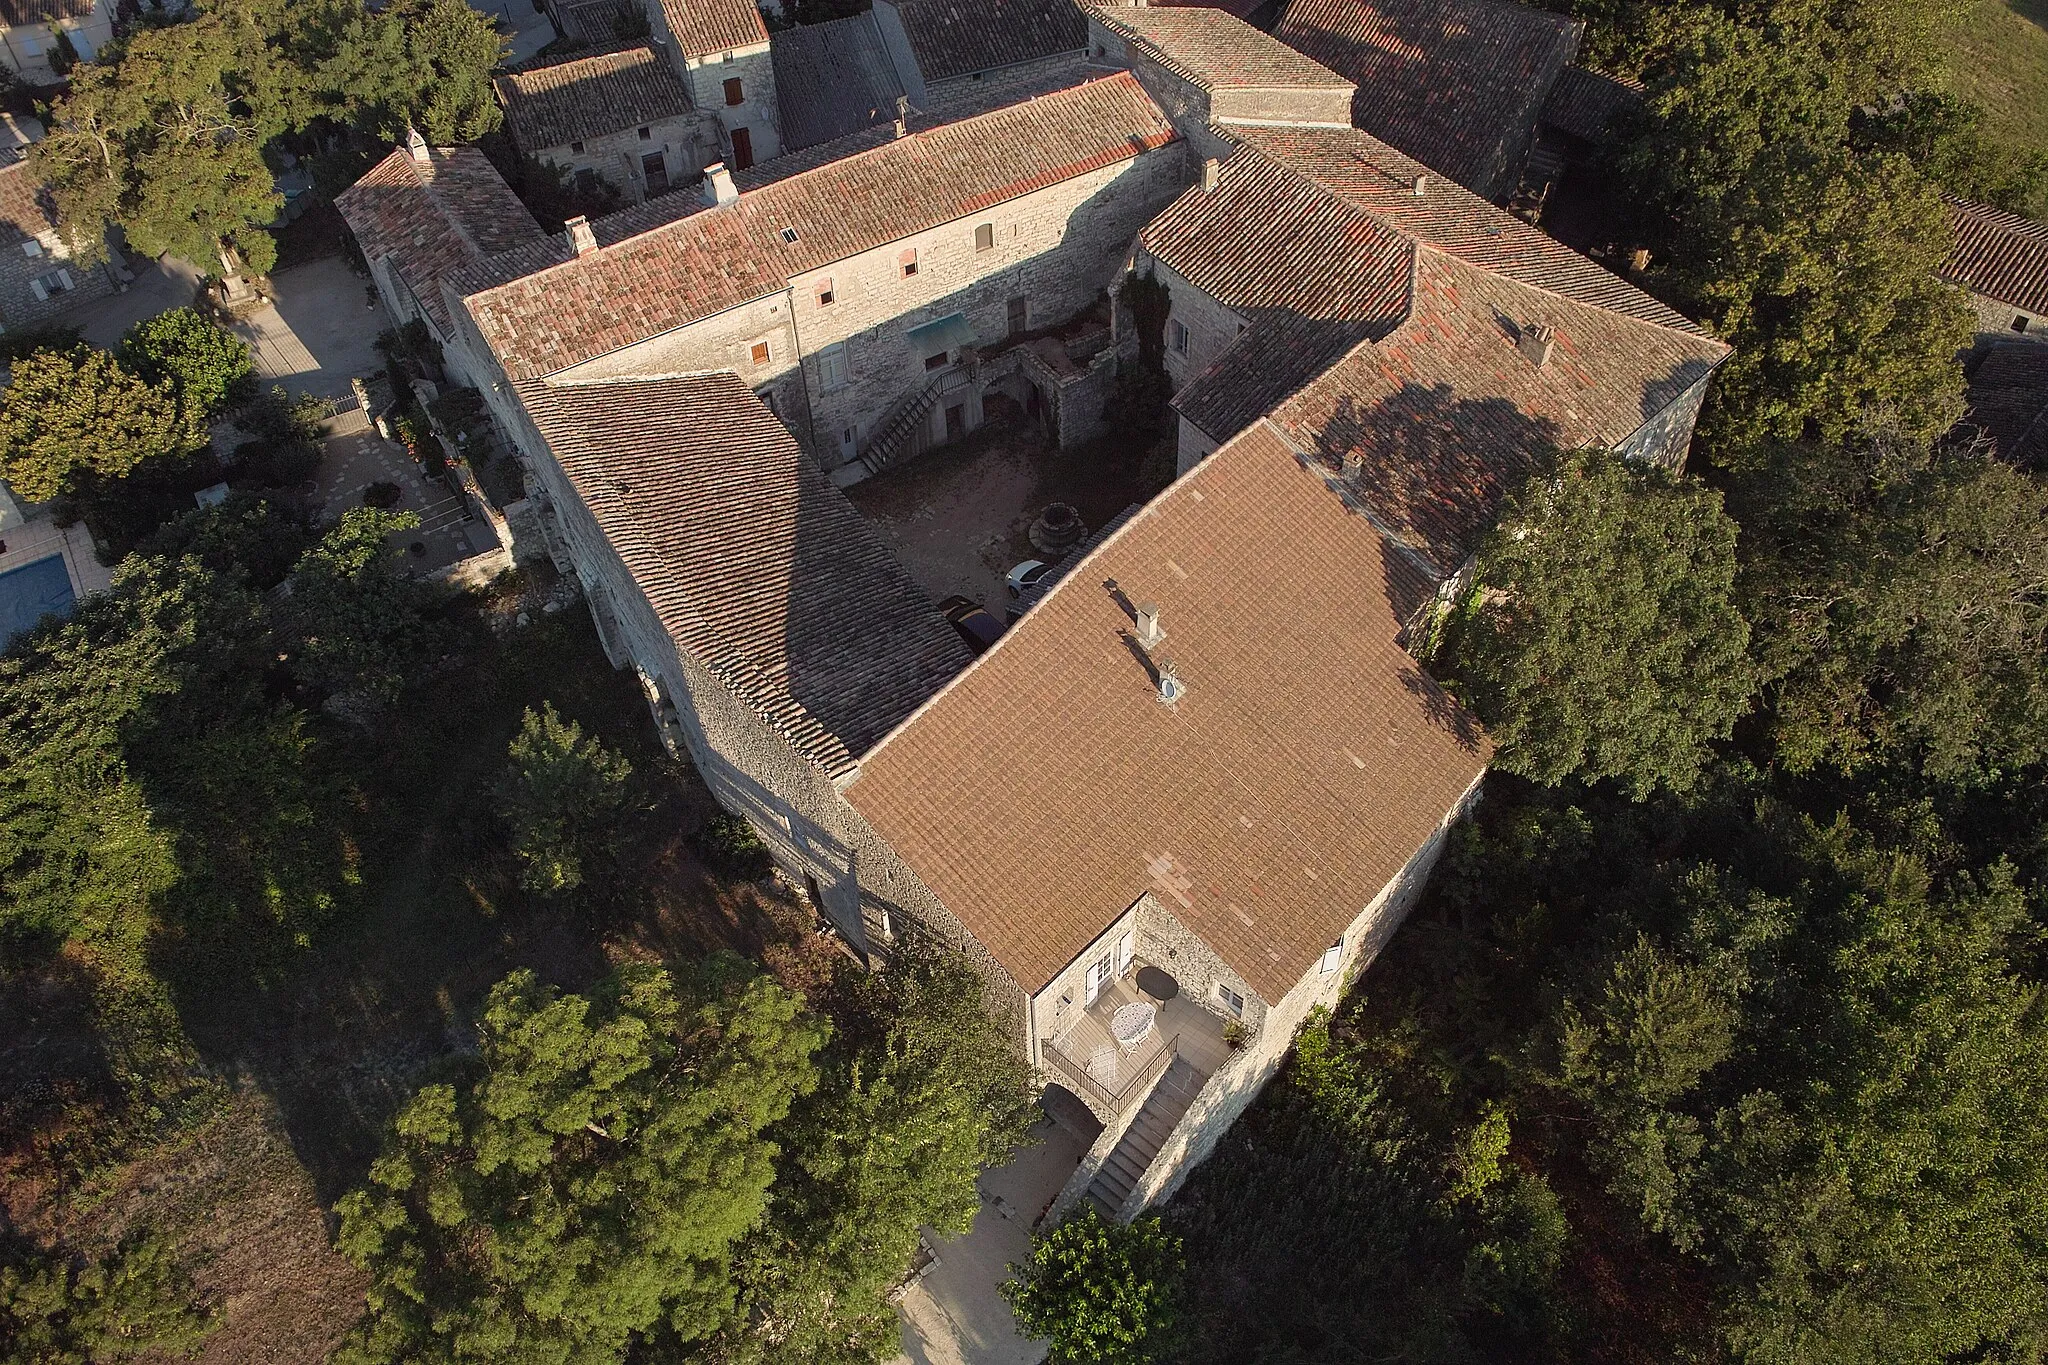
[1084,1056,1204,1219]
[415,493,472,537]
[858,381,940,477]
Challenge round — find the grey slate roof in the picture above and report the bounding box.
[1541,64,1643,144]
[517,372,974,778]
[1963,345,2048,469]
[772,14,910,151]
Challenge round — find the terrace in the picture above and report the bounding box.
[1040,969,1234,1117]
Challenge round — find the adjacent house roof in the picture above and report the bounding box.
[772,13,909,150]
[0,160,59,247]
[335,146,547,335]
[1943,195,2048,316]
[461,71,1179,380]
[660,0,770,57]
[1962,345,2048,469]
[883,0,1088,83]
[1089,4,1357,93]
[517,373,973,777]
[494,46,696,154]
[1275,0,1581,196]
[1541,64,1643,144]
[846,418,1492,1002]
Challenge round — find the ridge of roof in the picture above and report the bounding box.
[1089,3,1356,92]
[659,0,770,58]
[1943,193,2048,316]
[494,44,696,153]
[886,0,1090,83]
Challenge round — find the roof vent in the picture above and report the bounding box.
[703,162,738,207]
[779,225,798,244]
[1157,656,1185,705]
[1201,158,1220,193]
[1134,601,1165,650]
[565,214,597,256]
[1412,172,1428,196]
[405,126,430,165]
[1518,322,1555,368]
[894,94,910,139]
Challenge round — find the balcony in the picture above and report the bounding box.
[1040,969,1234,1117]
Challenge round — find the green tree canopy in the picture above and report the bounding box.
[1006,1208,1183,1365]
[278,508,443,703]
[1444,449,1755,796]
[0,1231,216,1364]
[495,702,633,897]
[119,307,254,425]
[0,345,188,503]
[334,959,827,1364]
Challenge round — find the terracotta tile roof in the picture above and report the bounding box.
[0,0,95,25]
[1943,195,2048,316]
[1153,0,1269,20]
[772,13,908,150]
[1962,345,2048,469]
[517,373,972,777]
[846,419,1491,1001]
[659,0,770,57]
[550,0,644,47]
[1233,123,1705,331]
[1089,4,1356,91]
[0,160,58,246]
[1276,0,1579,196]
[460,72,1179,380]
[1271,249,1727,573]
[888,0,1088,82]
[1140,149,1414,437]
[494,46,695,153]
[336,146,546,335]
[1541,64,1643,144]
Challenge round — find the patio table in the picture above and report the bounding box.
[1111,1001,1157,1050]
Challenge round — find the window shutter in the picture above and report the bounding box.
[56,269,71,290]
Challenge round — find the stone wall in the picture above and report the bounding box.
[685,44,782,165]
[1210,85,1353,128]
[528,111,712,204]
[1615,368,1714,471]
[1146,253,1247,396]
[1969,289,2047,343]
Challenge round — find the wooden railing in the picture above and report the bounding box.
[1043,1031,1179,1116]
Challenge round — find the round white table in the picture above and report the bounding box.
[1111,1001,1157,1050]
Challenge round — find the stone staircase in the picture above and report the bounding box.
[859,381,940,477]
[1084,1057,1204,1219]
[416,493,471,537]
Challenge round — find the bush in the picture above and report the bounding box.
[1005,1207,1182,1365]
[361,480,402,510]
[693,812,772,879]
[495,702,633,896]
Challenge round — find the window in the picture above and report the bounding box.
[1170,318,1189,355]
[724,76,744,106]
[1007,295,1027,336]
[19,240,39,258]
[1319,938,1343,975]
[638,125,652,140]
[2017,315,2033,334]
[899,248,918,278]
[28,268,72,302]
[749,339,771,366]
[973,222,994,252]
[569,140,585,154]
[815,277,835,306]
[1217,983,1244,1017]
[923,350,948,372]
[816,343,848,390]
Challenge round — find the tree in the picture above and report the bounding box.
[333,959,827,1365]
[0,1231,217,1363]
[278,508,443,703]
[717,941,1037,1363]
[327,0,505,145]
[119,307,254,424]
[1443,449,1755,797]
[495,702,633,897]
[1005,1207,1183,1365]
[0,346,190,502]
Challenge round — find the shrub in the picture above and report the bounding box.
[361,480,402,509]
[1005,1206,1183,1365]
[693,812,772,879]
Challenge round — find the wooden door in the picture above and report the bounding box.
[730,127,754,170]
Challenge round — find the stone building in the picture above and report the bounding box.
[337,2,1728,1223]
[495,46,705,202]
[1942,194,2048,344]
[0,116,116,328]
[0,0,111,86]
[1273,0,1582,201]
[872,0,1088,102]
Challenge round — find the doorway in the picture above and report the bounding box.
[730,127,754,170]
[944,403,966,441]
[641,151,669,195]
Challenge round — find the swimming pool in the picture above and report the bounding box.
[0,555,76,648]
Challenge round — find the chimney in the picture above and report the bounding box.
[1156,656,1185,705]
[702,162,738,206]
[1201,158,1220,192]
[894,95,910,138]
[1518,321,1555,368]
[1629,246,1652,275]
[565,214,597,256]
[1134,601,1165,650]
[405,126,429,165]
[1342,449,1363,479]
[1412,172,1428,197]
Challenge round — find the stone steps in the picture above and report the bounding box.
[1084,1056,1202,1220]
[859,382,939,477]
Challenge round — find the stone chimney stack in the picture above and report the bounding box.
[703,162,739,206]
[1134,602,1165,650]
[1201,158,1220,192]
[1412,172,1429,197]
[894,95,910,138]
[566,215,597,256]
[405,126,430,165]
[1518,321,1556,368]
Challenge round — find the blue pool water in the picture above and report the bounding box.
[0,555,76,648]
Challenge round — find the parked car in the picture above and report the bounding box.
[939,595,1004,654]
[1005,559,1052,597]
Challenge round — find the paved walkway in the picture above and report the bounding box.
[231,256,385,403]
[474,0,557,62]
[74,256,205,350]
[316,424,487,575]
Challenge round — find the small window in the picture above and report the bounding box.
[973,222,994,252]
[899,248,918,278]
[750,339,771,366]
[816,277,835,306]
[20,240,40,258]
[1170,318,1189,355]
[759,388,778,415]
[569,140,585,154]
[2017,315,2032,334]
[1217,983,1244,1017]
[817,344,848,390]
[724,76,744,106]
[1007,295,1027,336]
[638,126,651,140]
[780,226,799,244]
[1319,939,1343,975]
[923,350,948,372]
